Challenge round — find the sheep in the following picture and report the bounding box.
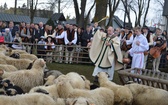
[97,72,133,105]
[0,64,18,72]
[0,58,46,93]
[0,53,32,70]
[57,80,114,105]
[29,84,59,101]
[1,79,24,95]
[44,75,57,86]
[54,72,91,90]
[0,93,56,105]
[65,72,89,89]
[44,70,63,78]
[10,52,38,61]
[125,83,168,105]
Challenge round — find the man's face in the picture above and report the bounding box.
[156,29,161,35]
[107,28,113,35]
[134,29,141,35]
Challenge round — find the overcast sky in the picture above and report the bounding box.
[0,0,164,26]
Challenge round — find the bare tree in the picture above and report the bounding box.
[30,0,38,23]
[107,0,120,26]
[73,0,87,27]
[143,0,151,26]
[94,0,108,26]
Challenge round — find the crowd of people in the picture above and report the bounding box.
[0,20,167,73]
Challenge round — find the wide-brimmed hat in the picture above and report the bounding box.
[40,36,45,39]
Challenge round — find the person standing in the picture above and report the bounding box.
[64,24,77,64]
[152,28,166,71]
[128,27,149,73]
[81,24,93,62]
[90,26,123,81]
[120,27,134,69]
[142,26,154,69]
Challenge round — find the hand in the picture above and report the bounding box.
[121,39,126,42]
[106,42,111,46]
[87,39,90,42]
[127,51,130,54]
[136,41,140,46]
[69,42,72,45]
[35,39,38,42]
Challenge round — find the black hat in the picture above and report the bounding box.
[125,26,131,30]
[142,26,149,30]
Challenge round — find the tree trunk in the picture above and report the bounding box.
[78,0,87,27]
[143,0,151,26]
[30,0,38,23]
[107,0,120,26]
[94,0,108,26]
[73,0,80,24]
[14,0,17,14]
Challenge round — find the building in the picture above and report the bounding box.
[163,0,168,32]
[0,13,66,25]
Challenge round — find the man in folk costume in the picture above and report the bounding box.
[44,25,55,38]
[127,27,149,74]
[55,24,65,63]
[142,26,154,69]
[64,24,77,64]
[90,26,123,81]
[120,26,133,69]
[21,23,33,53]
[152,28,166,72]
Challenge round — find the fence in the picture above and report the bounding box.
[4,42,92,64]
[3,42,168,69]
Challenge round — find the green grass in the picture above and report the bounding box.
[46,63,122,84]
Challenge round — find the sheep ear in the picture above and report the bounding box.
[72,99,77,105]
[44,78,48,81]
[86,100,90,105]
[40,59,45,67]
[105,72,110,78]
[97,72,100,77]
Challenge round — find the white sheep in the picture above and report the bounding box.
[0,53,32,70]
[0,58,46,93]
[125,83,168,105]
[0,64,18,72]
[57,80,114,105]
[0,93,56,105]
[29,84,59,101]
[55,72,89,89]
[97,72,133,105]
[44,75,57,86]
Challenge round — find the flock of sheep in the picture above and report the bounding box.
[0,44,168,105]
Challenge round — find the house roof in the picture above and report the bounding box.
[163,0,168,16]
[0,13,49,24]
[51,13,66,21]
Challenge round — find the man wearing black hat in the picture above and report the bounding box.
[142,26,154,69]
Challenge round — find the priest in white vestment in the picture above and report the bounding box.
[90,27,123,80]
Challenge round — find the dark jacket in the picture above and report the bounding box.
[81,30,93,46]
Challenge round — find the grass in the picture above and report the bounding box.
[46,63,122,84]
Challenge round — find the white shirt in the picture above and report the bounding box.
[129,34,149,55]
[64,31,77,45]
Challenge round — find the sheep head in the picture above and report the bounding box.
[32,58,46,69]
[66,97,94,105]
